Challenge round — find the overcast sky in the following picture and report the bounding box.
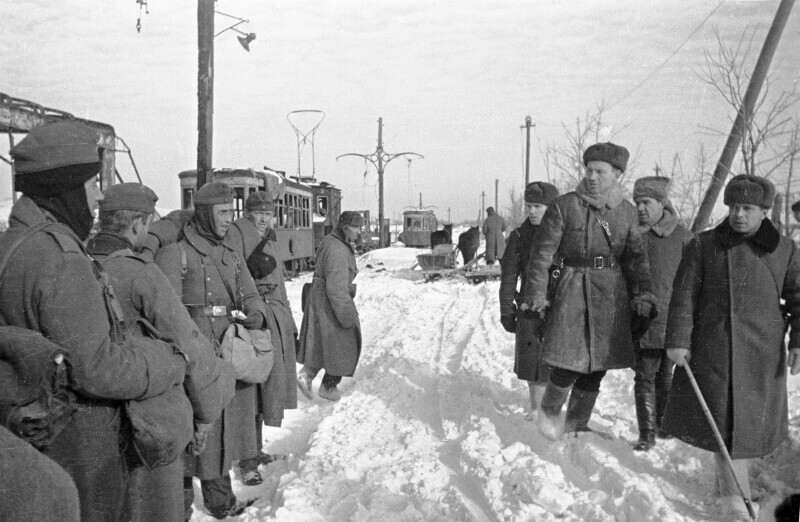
[1,0,798,223]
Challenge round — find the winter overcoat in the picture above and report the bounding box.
[499,219,549,382]
[156,223,267,479]
[483,212,507,263]
[87,233,237,521]
[635,205,693,350]
[662,219,800,458]
[0,197,186,522]
[298,228,362,376]
[227,217,298,427]
[524,182,652,372]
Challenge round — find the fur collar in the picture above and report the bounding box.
[575,179,625,209]
[714,218,780,253]
[637,202,679,238]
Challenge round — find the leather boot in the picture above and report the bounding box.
[564,388,599,434]
[537,383,571,440]
[655,375,673,439]
[633,392,657,451]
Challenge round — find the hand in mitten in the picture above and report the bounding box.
[241,312,263,330]
[667,348,691,367]
[500,314,516,333]
[188,422,214,456]
[631,292,658,319]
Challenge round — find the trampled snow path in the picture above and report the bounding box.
[188,245,800,522]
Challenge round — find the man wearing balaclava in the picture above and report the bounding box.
[155,181,267,520]
[0,121,187,522]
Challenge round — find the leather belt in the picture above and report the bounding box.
[562,255,616,269]
[186,305,235,317]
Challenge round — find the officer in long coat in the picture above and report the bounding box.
[86,183,236,521]
[663,175,800,519]
[0,122,187,522]
[156,182,267,520]
[297,211,363,401]
[499,181,559,418]
[523,142,655,441]
[226,191,298,484]
[482,206,507,265]
[629,176,693,452]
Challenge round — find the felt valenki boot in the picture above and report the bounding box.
[564,388,601,435]
[537,383,571,440]
[525,383,547,421]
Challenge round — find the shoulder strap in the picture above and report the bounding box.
[0,222,49,279]
[591,209,615,252]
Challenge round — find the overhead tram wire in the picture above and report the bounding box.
[607,0,726,111]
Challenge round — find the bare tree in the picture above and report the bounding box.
[701,26,800,180]
[782,119,800,236]
[660,145,716,229]
[504,186,526,230]
[539,101,638,193]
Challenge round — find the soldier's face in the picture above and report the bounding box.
[635,197,665,226]
[584,161,618,195]
[212,203,234,237]
[84,177,103,216]
[248,211,274,235]
[525,203,548,225]
[728,203,767,236]
[343,225,361,242]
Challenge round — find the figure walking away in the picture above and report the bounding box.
[297,211,364,401]
[523,142,655,441]
[662,175,800,520]
[499,181,559,419]
[482,206,506,265]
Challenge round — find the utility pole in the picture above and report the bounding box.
[197,0,214,190]
[521,116,534,187]
[481,191,486,225]
[447,207,451,223]
[692,0,795,232]
[337,117,423,248]
[494,178,499,211]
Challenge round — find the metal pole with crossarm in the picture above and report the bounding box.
[337,117,423,248]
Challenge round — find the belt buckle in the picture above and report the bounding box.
[211,305,226,317]
[593,256,604,269]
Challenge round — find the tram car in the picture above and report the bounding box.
[397,209,438,248]
[178,167,341,271]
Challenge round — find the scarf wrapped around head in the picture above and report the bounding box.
[30,183,95,241]
[191,204,223,245]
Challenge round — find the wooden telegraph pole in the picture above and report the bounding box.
[197,0,215,190]
[521,116,533,187]
[494,178,499,211]
[337,117,423,248]
[692,0,795,232]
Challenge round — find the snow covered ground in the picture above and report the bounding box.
[188,240,800,522]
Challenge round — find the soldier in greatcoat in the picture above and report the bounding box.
[0,122,187,522]
[523,142,656,441]
[155,182,267,520]
[297,211,363,401]
[630,176,693,451]
[499,181,559,418]
[226,190,298,484]
[663,175,800,519]
[482,206,507,265]
[86,182,236,521]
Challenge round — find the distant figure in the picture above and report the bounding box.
[482,207,507,265]
[430,229,452,250]
[458,226,480,264]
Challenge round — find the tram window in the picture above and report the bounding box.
[183,188,194,209]
[233,187,245,218]
[318,196,329,216]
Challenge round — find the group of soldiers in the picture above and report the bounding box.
[0,121,364,521]
[500,141,800,520]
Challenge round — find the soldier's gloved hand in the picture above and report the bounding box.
[667,348,691,367]
[500,314,516,333]
[631,292,658,319]
[241,313,263,330]
[188,422,214,456]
